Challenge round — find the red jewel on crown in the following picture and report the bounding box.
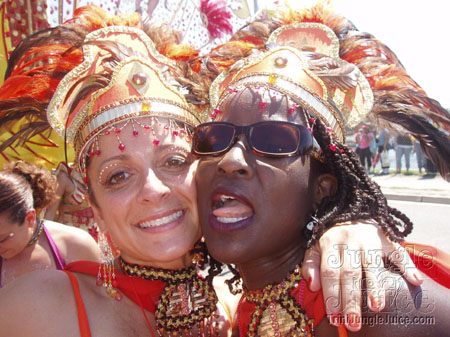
[274,56,288,68]
[132,72,147,86]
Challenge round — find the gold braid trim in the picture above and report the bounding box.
[120,257,219,334]
[244,266,315,337]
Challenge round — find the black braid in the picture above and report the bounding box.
[224,264,243,295]
[202,241,243,294]
[309,119,414,245]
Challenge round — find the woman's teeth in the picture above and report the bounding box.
[139,210,183,228]
[214,195,235,209]
[212,194,253,223]
[216,216,248,223]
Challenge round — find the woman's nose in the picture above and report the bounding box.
[216,135,254,179]
[138,168,170,203]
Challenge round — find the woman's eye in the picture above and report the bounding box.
[107,171,130,185]
[165,156,187,168]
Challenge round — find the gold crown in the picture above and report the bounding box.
[48,26,202,162]
[210,23,373,142]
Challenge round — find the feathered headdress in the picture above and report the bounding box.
[204,1,450,181]
[47,25,204,176]
[0,5,203,171]
[277,2,450,181]
[0,5,141,170]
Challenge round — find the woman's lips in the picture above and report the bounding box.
[210,191,254,230]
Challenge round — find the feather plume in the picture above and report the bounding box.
[272,1,450,180]
[66,75,111,116]
[306,54,359,90]
[200,0,233,39]
[159,43,199,61]
[328,13,450,180]
[0,5,143,170]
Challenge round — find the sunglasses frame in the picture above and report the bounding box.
[192,121,314,158]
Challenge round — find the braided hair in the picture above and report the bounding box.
[309,118,413,244]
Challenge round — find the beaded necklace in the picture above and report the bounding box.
[120,257,219,337]
[240,265,315,337]
[27,219,44,246]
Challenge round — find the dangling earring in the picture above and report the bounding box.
[96,231,122,301]
[304,211,320,246]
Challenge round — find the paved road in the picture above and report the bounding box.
[388,199,450,254]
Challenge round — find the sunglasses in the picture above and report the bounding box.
[192,121,315,157]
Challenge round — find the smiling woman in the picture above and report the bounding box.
[86,117,200,269]
[0,6,235,337]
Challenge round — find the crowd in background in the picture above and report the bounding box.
[352,124,438,176]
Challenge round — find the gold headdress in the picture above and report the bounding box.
[210,22,373,143]
[47,26,204,176]
[207,1,450,180]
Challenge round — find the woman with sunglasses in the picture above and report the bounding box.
[192,4,450,336]
[0,161,99,288]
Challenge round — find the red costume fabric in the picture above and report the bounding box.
[65,261,165,313]
[403,242,450,289]
[64,270,92,337]
[66,243,450,337]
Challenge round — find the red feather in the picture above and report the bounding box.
[200,0,233,39]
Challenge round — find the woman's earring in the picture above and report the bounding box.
[96,231,122,301]
[304,212,320,246]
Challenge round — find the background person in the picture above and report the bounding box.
[395,132,414,174]
[376,127,390,174]
[413,138,425,174]
[44,161,97,239]
[355,124,374,173]
[0,161,99,287]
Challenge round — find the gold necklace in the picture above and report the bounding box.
[243,265,315,337]
[120,257,219,336]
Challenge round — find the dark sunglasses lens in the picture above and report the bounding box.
[194,124,235,154]
[250,123,300,154]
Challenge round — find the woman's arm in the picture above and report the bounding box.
[302,220,422,331]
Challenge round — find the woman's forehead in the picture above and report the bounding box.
[217,88,307,125]
[91,116,192,159]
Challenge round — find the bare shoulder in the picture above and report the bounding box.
[0,270,79,336]
[44,220,100,263]
[353,271,450,336]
